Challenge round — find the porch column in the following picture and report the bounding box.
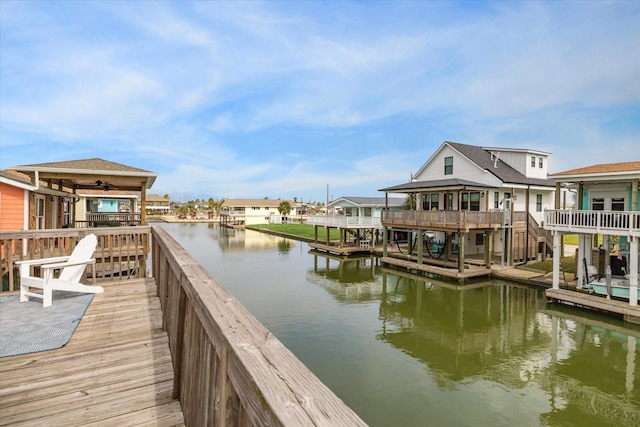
[458,231,466,274]
[577,234,590,288]
[140,182,147,226]
[444,232,451,262]
[552,232,561,290]
[629,236,638,306]
[632,179,639,211]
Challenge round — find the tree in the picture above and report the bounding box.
[207,198,225,218]
[278,200,292,216]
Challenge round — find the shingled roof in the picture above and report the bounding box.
[8,158,157,191]
[550,161,640,177]
[446,142,552,187]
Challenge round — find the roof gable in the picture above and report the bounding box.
[412,141,552,187]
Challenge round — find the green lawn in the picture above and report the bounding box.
[251,223,341,240]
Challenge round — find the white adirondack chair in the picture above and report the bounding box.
[17,233,104,308]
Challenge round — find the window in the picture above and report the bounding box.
[531,156,536,167]
[461,192,480,211]
[503,192,511,210]
[444,156,453,175]
[494,192,500,209]
[364,207,372,217]
[475,234,485,245]
[469,192,480,211]
[612,198,625,211]
[35,196,46,229]
[539,157,543,168]
[536,194,542,212]
[592,198,604,210]
[422,193,439,211]
[63,200,71,226]
[447,193,454,210]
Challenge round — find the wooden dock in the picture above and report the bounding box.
[546,288,640,325]
[0,278,185,426]
[381,256,492,280]
[309,241,373,256]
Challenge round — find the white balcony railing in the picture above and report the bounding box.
[307,215,382,228]
[543,209,640,237]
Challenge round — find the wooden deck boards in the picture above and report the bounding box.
[0,278,185,427]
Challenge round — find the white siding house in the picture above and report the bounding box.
[379,141,557,276]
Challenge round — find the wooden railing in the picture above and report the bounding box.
[1,227,150,292]
[544,209,640,237]
[151,226,367,426]
[75,212,142,228]
[382,210,504,231]
[307,215,381,228]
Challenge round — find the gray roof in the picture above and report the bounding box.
[447,142,553,187]
[379,178,492,193]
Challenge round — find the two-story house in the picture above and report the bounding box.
[220,198,297,227]
[378,141,557,279]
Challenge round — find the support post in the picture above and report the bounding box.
[552,232,561,290]
[630,236,638,306]
[383,227,388,257]
[458,231,466,274]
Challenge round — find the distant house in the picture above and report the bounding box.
[378,141,557,277]
[306,196,406,254]
[138,194,171,215]
[220,198,297,227]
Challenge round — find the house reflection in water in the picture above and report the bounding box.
[307,252,639,425]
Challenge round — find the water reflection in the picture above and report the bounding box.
[163,223,640,426]
[306,250,640,426]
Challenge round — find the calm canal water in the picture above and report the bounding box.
[159,222,639,427]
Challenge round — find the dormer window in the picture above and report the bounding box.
[531,156,536,167]
[539,157,543,168]
[444,156,453,175]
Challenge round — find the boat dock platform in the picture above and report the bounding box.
[546,288,640,325]
[381,256,492,279]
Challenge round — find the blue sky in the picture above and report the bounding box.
[1,1,639,203]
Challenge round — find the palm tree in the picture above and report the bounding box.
[278,200,292,216]
[207,198,225,218]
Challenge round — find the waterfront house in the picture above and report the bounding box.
[220,198,298,227]
[544,161,639,307]
[307,196,406,254]
[378,141,557,278]
[138,194,171,216]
